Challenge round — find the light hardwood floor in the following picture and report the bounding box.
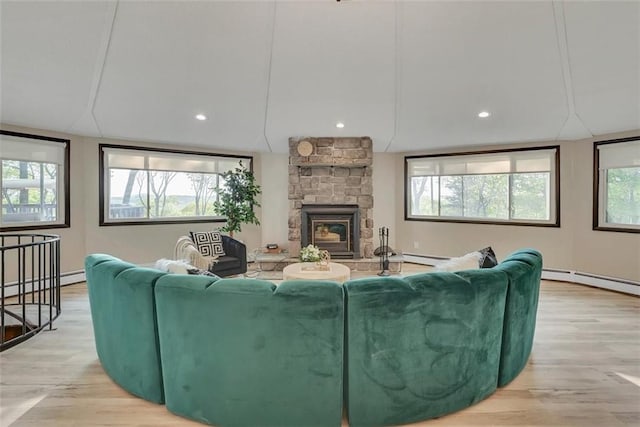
[1,268,639,427]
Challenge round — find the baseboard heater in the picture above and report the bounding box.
[403,253,639,297]
[542,269,639,296]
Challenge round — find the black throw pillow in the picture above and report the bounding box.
[478,246,498,268]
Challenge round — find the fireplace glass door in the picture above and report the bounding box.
[300,204,360,259]
[310,219,350,253]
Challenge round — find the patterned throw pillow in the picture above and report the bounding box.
[190,231,226,257]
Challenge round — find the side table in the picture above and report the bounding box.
[282,262,350,283]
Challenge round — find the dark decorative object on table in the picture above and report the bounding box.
[377,227,391,276]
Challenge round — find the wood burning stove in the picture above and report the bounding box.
[301,204,360,259]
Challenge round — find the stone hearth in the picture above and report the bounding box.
[288,137,374,258]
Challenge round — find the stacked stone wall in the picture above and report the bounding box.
[288,137,374,258]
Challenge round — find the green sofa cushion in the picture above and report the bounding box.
[493,248,543,387]
[84,254,166,404]
[344,269,508,427]
[85,248,541,426]
[155,277,344,427]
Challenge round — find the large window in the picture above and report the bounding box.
[0,131,70,231]
[100,144,252,225]
[405,146,559,226]
[593,137,640,233]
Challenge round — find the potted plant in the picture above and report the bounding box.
[213,161,261,237]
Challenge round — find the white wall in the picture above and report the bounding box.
[256,152,399,252]
[2,123,637,282]
[394,131,640,282]
[258,153,289,249]
[1,124,262,270]
[567,137,640,280]
[1,124,87,275]
[372,153,397,248]
[81,136,263,263]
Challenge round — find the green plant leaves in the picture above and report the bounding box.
[213,161,261,235]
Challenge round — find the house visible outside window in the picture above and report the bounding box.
[100,144,251,226]
[594,137,640,233]
[0,131,70,231]
[405,146,559,226]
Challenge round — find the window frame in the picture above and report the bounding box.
[404,145,560,227]
[592,136,640,234]
[99,143,253,226]
[0,130,70,232]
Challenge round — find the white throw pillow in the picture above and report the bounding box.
[434,251,482,272]
[154,258,191,275]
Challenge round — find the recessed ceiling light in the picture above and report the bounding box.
[478,111,491,118]
[336,122,345,128]
[195,114,207,121]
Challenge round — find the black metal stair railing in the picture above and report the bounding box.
[0,233,61,351]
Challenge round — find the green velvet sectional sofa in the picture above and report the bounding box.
[85,249,542,427]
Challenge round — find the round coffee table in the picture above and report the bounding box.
[282,262,351,283]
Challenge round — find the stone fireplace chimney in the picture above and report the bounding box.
[288,137,374,258]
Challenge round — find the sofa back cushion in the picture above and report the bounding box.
[493,248,543,387]
[155,277,344,427]
[343,270,508,426]
[84,254,167,403]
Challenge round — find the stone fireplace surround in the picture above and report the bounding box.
[288,137,374,259]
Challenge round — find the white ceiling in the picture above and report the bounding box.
[1,1,638,153]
